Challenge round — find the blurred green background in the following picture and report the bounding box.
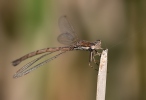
[0,0,146,100]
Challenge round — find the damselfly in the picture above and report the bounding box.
[12,16,103,78]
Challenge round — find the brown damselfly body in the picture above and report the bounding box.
[12,16,103,78]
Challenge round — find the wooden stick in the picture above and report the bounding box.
[96,49,108,100]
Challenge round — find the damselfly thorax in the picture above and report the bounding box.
[12,15,103,78]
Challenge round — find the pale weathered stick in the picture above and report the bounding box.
[96,49,108,100]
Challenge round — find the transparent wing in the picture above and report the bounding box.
[57,15,79,45]
[13,51,66,78]
[14,52,53,76]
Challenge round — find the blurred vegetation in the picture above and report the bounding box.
[0,0,146,100]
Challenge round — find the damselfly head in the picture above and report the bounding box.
[93,40,102,50]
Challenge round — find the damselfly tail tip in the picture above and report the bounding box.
[12,59,21,66]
